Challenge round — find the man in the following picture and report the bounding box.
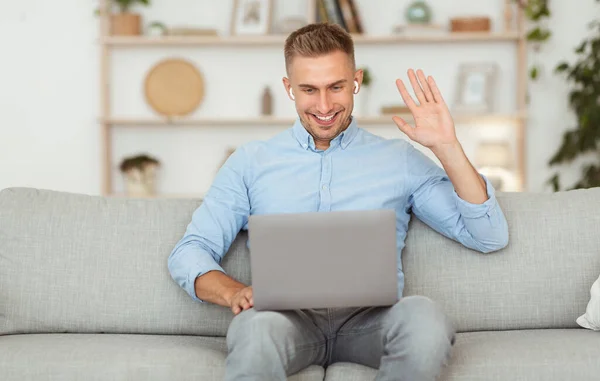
[168,23,509,381]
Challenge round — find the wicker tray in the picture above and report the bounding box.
[144,58,205,117]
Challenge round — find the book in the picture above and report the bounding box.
[317,0,329,23]
[323,0,347,31]
[347,0,364,33]
[338,0,359,33]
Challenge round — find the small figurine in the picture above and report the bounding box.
[405,1,432,24]
[261,86,273,116]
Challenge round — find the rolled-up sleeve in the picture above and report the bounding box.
[450,174,509,252]
[167,146,251,302]
[406,144,509,253]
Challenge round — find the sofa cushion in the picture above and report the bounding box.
[402,187,600,332]
[0,333,324,381]
[577,273,600,330]
[0,187,248,337]
[324,329,600,381]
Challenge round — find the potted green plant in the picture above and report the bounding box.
[119,153,160,197]
[547,16,600,190]
[100,0,151,36]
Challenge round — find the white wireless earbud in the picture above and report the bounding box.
[289,88,295,100]
[353,80,359,94]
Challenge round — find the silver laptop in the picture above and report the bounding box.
[248,209,399,311]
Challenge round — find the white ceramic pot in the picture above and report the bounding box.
[123,164,158,197]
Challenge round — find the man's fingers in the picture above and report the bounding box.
[416,69,433,102]
[244,287,254,306]
[427,76,446,105]
[230,286,254,315]
[395,79,418,111]
[232,300,250,315]
[392,116,415,140]
[407,69,427,104]
[240,297,251,310]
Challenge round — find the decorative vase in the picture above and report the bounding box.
[122,163,159,197]
[405,1,432,24]
[261,86,273,116]
[111,12,142,36]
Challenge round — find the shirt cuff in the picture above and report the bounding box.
[188,263,226,303]
[453,174,498,219]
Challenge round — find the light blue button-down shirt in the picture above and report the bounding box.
[168,117,509,302]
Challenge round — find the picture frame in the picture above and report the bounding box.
[453,63,498,114]
[230,0,273,36]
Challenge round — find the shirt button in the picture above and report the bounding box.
[303,144,308,148]
[322,185,328,190]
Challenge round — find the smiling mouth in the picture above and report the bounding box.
[310,111,340,126]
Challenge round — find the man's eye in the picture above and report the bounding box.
[304,89,314,94]
[332,86,342,91]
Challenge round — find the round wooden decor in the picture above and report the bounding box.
[144,58,205,117]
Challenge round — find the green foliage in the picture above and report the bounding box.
[529,66,538,80]
[359,67,372,87]
[114,0,149,13]
[119,154,160,172]
[515,0,552,80]
[526,26,551,43]
[547,18,600,191]
[522,0,550,21]
[96,0,150,14]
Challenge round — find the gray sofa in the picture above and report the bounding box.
[1,186,599,381]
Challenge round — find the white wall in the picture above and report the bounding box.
[0,0,597,196]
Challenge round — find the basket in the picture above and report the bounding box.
[450,17,491,32]
[144,58,205,117]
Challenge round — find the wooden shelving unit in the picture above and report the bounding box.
[98,0,528,197]
[102,31,521,47]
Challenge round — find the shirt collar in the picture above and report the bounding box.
[292,116,359,151]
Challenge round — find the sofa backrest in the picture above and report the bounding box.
[1,187,599,336]
[0,188,246,337]
[402,187,600,332]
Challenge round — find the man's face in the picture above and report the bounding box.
[283,50,361,150]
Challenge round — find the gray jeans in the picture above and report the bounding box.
[224,295,456,381]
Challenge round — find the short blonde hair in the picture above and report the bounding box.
[284,23,355,75]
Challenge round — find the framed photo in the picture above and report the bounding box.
[453,63,498,114]
[230,0,273,36]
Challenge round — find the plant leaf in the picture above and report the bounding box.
[575,40,588,54]
[527,27,551,42]
[555,62,569,73]
[530,66,539,80]
[547,173,560,192]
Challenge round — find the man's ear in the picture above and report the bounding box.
[282,77,294,101]
[354,69,364,90]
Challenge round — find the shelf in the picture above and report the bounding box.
[102,32,522,47]
[102,112,527,127]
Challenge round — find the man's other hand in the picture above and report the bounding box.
[227,286,254,315]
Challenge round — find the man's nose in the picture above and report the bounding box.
[316,93,333,114]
